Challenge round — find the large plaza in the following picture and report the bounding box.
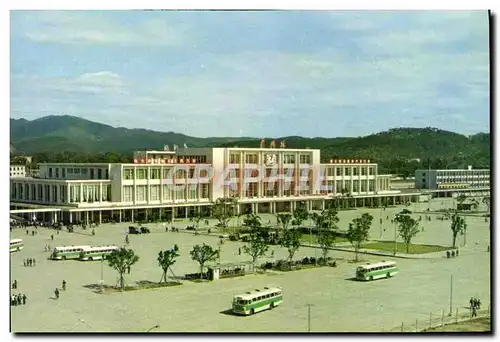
[10,199,491,332]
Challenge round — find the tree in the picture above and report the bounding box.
[394,214,420,253]
[212,197,238,230]
[243,235,269,272]
[469,198,480,212]
[292,204,309,229]
[315,208,339,263]
[346,213,373,261]
[450,213,467,248]
[280,228,302,268]
[190,213,203,230]
[482,196,490,214]
[107,248,140,290]
[190,243,219,279]
[456,194,467,206]
[276,213,292,230]
[157,245,180,284]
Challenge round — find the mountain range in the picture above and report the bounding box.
[10,115,491,171]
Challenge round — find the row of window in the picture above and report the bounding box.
[122,184,210,202]
[123,168,210,180]
[69,185,112,203]
[11,183,68,203]
[47,167,109,180]
[239,292,281,305]
[325,167,375,177]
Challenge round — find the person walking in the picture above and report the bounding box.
[13,280,17,289]
[54,288,60,299]
[127,266,131,274]
[62,280,66,291]
[238,247,241,256]
[33,258,36,267]
[23,259,26,267]
[51,234,54,240]
[22,294,26,305]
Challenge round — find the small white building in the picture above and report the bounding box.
[10,165,26,178]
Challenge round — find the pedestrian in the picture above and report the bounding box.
[44,245,47,252]
[11,295,16,306]
[17,294,22,306]
[238,247,241,256]
[22,294,26,305]
[54,288,59,299]
[23,259,26,267]
[13,280,17,289]
[51,234,54,240]
[470,297,474,309]
[26,230,28,235]
[271,250,275,258]
[127,266,131,274]
[472,306,477,317]
[57,230,59,235]
[477,299,482,310]
[62,280,66,291]
[33,258,36,267]
[27,258,31,267]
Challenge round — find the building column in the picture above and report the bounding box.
[85,211,89,225]
[131,209,134,223]
[99,210,102,224]
[159,208,163,220]
[119,210,122,223]
[185,207,188,218]
[69,212,73,223]
[99,183,103,203]
[322,200,325,210]
[254,203,259,214]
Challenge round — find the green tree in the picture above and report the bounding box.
[190,243,219,279]
[315,208,339,263]
[450,213,467,248]
[212,197,237,230]
[276,213,292,230]
[242,235,269,272]
[190,212,203,230]
[482,196,490,214]
[157,245,180,284]
[347,213,373,261]
[107,248,140,290]
[469,198,480,212]
[292,204,309,229]
[280,229,302,268]
[394,214,420,253]
[456,194,467,206]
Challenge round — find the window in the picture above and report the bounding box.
[299,155,311,164]
[200,184,209,198]
[55,168,59,178]
[283,154,296,164]
[175,169,186,179]
[336,167,342,176]
[163,185,172,200]
[49,168,53,178]
[189,168,195,179]
[124,169,134,180]
[150,185,160,201]
[361,168,366,176]
[327,168,334,177]
[368,167,374,176]
[136,168,147,180]
[163,168,174,179]
[136,185,147,201]
[175,186,186,200]
[344,167,350,176]
[229,153,241,164]
[335,181,342,193]
[150,168,160,179]
[90,169,95,179]
[62,168,66,178]
[245,154,258,164]
[353,168,358,176]
[188,186,197,200]
[353,180,359,192]
[105,169,109,179]
[369,180,375,192]
[97,169,102,179]
[123,186,133,202]
[361,181,366,192]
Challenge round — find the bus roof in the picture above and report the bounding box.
[233,287,282,300]
[358,261,396,269]
[10,239,23,244]
[54,245,90,251]
[82,246,118,252]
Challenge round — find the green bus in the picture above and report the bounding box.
[356,261,398,281]
[51,245,90,260]
[10,239,24,252]
[79,246,118,261]
[232,286,282,315]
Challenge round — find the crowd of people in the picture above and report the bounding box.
[23,258,36,267]
[469,297,482,317]
[10,280,27,306]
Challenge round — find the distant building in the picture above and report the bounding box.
[414,166,489,197]
[10,165,26,178]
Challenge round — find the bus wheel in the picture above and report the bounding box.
[270,302,275,309]
[386,273,391,278]
[250,309,254,315]
[17,247,20,251]
[62,256,66,260]
[369,276,373,281]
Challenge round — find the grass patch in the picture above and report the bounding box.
[362,241,450,254]
[300,234,349,244]
[83,281,182,293]
[424,317,490,332]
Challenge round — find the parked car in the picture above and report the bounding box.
[140,226,150,234]
[129,226,141,234]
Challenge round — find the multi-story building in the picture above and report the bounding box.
[414,166,490,197]
[10,147,418,224]
[10,165,26,178]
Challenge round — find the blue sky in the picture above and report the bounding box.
[10,10,490,138]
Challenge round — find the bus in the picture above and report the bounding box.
[10,239,24,252]
[79,246,119,261]
[355,261,398,281]
[51,246,90,260]
[232,286,283,315]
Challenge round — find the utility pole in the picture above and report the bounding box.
[393,216,398,256]
[99,258,104,292]
[449,274,453,316]
[307,304,315,332]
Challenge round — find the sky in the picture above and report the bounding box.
[10,10,490,138]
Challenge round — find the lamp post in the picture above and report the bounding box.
[99,258,104,292]
[307,304,315,332]
[393,215,398,256]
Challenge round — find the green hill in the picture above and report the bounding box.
[10,115,490,175]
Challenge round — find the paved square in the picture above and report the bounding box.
[10,199,491,332]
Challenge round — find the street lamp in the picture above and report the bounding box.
[306,304,315,332]
[99,258,104,293]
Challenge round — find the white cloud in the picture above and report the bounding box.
[21,11,185,46]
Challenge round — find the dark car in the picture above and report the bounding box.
[129,226,141,234]
[140,227,150,234]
